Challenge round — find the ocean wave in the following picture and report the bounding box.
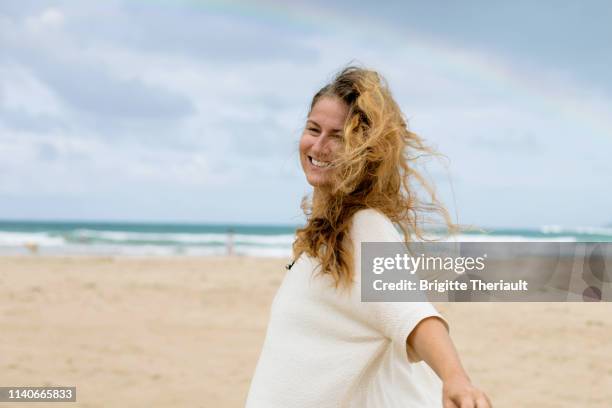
[447,234,577,242]
[0,231,65,246]
[541,225,612,237]
[68,229,295,246]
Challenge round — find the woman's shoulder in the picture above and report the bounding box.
[352,207,395,228]
[350,208,401,242]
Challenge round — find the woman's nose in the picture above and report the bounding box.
[311,134,330,156]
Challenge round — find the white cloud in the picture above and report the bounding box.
[24,7,65,32]
[0,62,66,115]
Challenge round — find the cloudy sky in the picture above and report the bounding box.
[1,0,611,228]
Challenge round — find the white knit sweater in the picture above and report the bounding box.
[246,208,446,407]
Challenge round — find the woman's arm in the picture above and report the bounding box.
[407,316,493,408]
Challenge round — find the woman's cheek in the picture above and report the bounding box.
[298,134,310,155]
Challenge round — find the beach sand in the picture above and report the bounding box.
[1,256,611,407]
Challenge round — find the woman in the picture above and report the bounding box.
[246,66,492,408]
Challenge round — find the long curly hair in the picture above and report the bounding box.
[292,65,457,290]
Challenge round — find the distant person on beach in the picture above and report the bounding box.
[227,228,234,256]
[246,66,492,407]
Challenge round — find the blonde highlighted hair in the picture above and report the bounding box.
[292,65,457,289]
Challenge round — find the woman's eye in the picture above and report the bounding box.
[307,127,320,133]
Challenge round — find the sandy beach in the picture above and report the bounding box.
[1,255,611,407]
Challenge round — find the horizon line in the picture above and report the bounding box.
[0,218,610,232]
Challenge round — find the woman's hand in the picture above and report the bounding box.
[442,374,492,408]
[407,317,493,407]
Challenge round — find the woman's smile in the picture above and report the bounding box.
[307,156,332,169]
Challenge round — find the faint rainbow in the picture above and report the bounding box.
[133,0,612,137]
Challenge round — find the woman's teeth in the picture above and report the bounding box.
[310,156,331,168]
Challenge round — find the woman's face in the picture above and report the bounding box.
[299,96,349,190]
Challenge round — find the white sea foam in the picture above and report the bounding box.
[72,229,227,243]
[0,231,65,246]
[541,225,612,236]
[232,234,295,245]
[71,229,295,245]
[445,234,577,242]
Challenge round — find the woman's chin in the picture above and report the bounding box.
[306,176,331,189]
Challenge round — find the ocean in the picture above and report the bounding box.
[1,220,611,257]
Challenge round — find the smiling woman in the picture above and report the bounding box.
[245,66,492,408]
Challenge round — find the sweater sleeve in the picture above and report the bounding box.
[349,208,449,363]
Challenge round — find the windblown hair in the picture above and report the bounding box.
[292,65,458,290]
